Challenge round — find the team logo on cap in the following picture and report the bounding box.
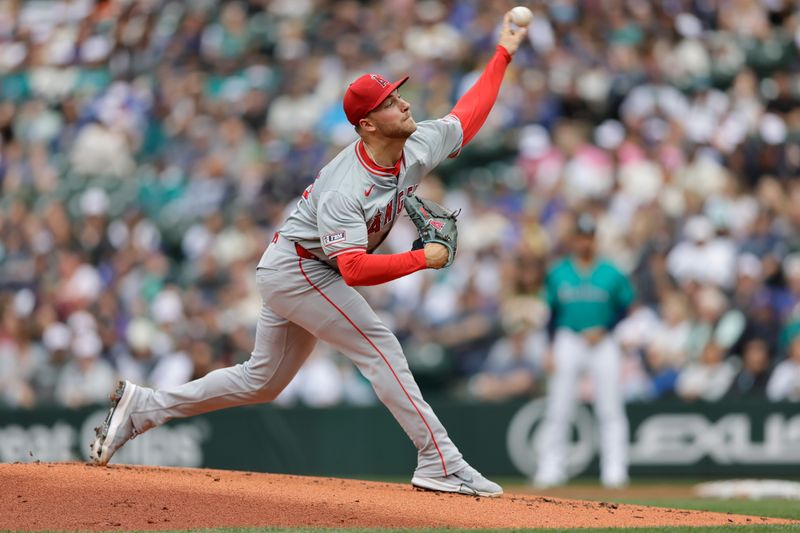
[369,74,389,88]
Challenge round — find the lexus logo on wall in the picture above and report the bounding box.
[506,401,800,475]
[506,399,597,477]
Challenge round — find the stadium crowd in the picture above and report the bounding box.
[2,0,800,409]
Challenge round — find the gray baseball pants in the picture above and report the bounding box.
[128,234,467,477]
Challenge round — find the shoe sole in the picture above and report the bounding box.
[90,381,136,465]
[411,476,503,498]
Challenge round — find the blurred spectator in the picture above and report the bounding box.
[467,303,548,402]
[676,342,740,402]
[773,254,800,320]
[767,337,800,402]
[274,344,346,407]
[275,343,375,407]
[739,210,784,277]
[1,0,800,407]
[70,117,136,177]
[31,322,72,405]
[630,234,676,309]
[115,317,157,384]
[54,333,116,408]
[643,291,691,399]
[55,249,104,313]
[686,286,746,363]
[728,338,772,398]
[667,216,736,290]
[430,280,499,377]
[0,304,45,408]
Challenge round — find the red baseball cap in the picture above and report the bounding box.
[343,73,409,126]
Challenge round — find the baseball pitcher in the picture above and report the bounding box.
[90,12,528,498]
[534,213,634,488]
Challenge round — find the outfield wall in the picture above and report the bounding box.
[2,399,798,477]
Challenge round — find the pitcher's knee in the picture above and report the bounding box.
[247,375,282,403]
[252,384,282,402]
[241,363,282,403]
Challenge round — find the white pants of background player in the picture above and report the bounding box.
[534,328,629,487]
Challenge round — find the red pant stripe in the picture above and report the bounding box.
[297,258,448,476]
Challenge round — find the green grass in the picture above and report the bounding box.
[612,498,800,521]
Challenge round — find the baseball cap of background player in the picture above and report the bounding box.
[343,73,410,126]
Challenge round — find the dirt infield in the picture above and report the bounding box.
[1,463,792,530]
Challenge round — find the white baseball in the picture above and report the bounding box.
[509,6,534,27]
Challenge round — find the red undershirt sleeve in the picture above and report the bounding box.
[336,249,427,286]
[450,45,512,147]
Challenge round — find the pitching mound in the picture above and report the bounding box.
[1,463,791,530]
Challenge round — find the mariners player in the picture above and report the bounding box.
[90,13,528,498]
[534,213,634,489]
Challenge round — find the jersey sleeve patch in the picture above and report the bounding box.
[317,191,368,258]
[322,231,346,246]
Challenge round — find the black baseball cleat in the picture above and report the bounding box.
[89,380,140,466]
[411,465,503,497]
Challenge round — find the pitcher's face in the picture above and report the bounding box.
[364,90,416,139]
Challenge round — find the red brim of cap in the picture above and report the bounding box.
[366,75,410,115]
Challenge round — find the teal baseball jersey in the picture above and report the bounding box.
[545,257,635,333]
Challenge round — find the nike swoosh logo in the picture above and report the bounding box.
[365,184,376,197]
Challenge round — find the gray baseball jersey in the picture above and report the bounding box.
[266,115,463,263]
[125,115,472,479]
